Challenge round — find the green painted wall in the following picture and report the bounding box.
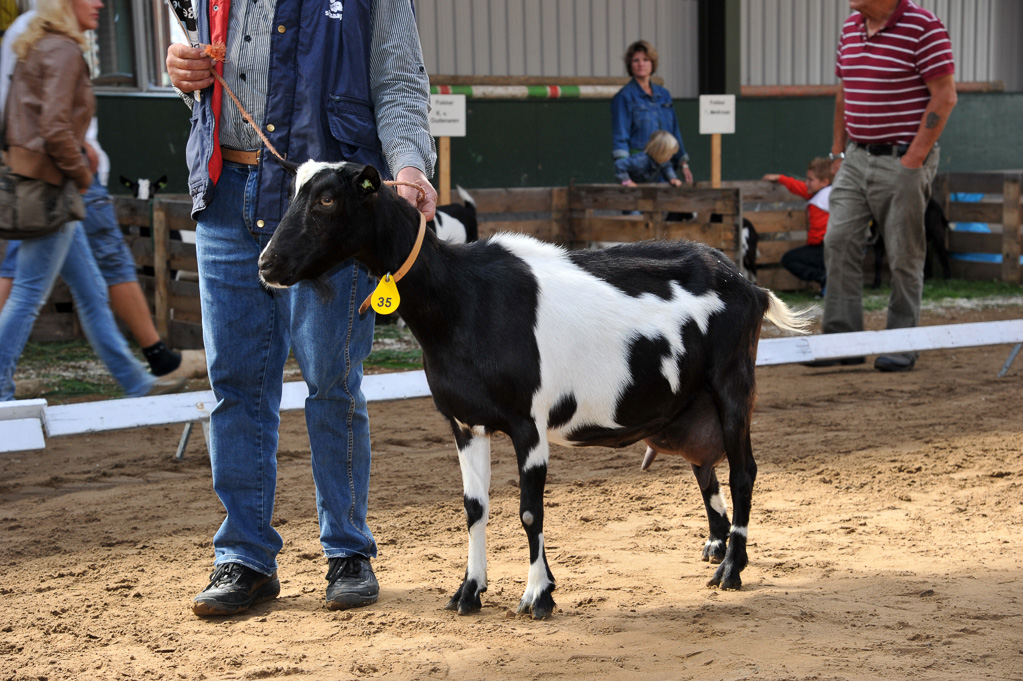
[97,92,1023,195]
[96,95,192,194]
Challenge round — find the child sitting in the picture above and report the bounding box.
[763,157,833,291]
[615,130,683,187]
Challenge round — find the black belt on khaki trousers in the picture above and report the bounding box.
[220,147,261,165]
[854,142,910,157]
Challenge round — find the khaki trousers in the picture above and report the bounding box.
[823,143,939,357]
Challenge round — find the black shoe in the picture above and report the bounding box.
[802,356,866,368]
[192,563,280,616]
[874,354,916,372]
[325,555,379,611]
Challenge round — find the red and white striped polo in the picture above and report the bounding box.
[836,0,955,145]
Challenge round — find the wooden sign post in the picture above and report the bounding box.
[429,94,467,205]
[699,95,736,189]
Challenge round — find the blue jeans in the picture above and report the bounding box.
[1,177,138,285]
[0,222,154,401]
[196,162,377,575]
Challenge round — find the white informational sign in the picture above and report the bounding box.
[429,94,467,138]
[699,94,736,135]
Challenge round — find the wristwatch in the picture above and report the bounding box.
[828,151,845,161]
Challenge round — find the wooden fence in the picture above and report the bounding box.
[704,171,1023,292]
[22,172,1022,348]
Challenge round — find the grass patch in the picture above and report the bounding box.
[775,278,1023,311]
[366,322,423,371]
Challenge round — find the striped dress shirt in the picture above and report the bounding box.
[836,0,955,145]
[218,0,435,177]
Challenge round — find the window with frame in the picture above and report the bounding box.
[93,0,187,91]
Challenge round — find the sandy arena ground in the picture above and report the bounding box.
[1,303,1021,681]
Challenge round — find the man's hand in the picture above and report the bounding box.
[681,165,694,185]
[395,167,438,221]
[899,155,925,169]
[166,43,216,93]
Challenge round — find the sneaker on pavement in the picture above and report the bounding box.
[146,375,187,396]
[192,563,281,616]
[325,555,379,611]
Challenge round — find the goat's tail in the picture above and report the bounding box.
[763,290,815,335]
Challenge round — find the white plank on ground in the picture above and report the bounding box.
[757,319,1023,366]
[42,370,432,438]
[0,399,48,452]
[0,418,46,451]
[1,319,1019,452]
[0,398,47,420]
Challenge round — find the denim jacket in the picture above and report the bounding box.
[184,0,392,230]
[610,79,688,169]
[613,152,678,184]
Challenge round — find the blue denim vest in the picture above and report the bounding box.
[610,79,688,167]
[185,0,390,231]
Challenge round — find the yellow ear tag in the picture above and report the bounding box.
[370,274,400,314]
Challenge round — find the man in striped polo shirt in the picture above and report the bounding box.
[820,0,957,372]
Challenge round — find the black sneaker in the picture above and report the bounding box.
[192,563,280,616]
[325,556,379,611]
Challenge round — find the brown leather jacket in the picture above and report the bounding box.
[4,32,94,189]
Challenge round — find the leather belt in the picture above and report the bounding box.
[855,142,909,157]
[220,147,261,165]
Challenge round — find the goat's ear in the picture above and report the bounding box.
[355,165,381,195]
[273,155,300,177]
[155,175,168,190]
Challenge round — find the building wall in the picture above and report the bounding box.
[416,0,701,96]
[97,91,1023,194]
[742,0,1023,91]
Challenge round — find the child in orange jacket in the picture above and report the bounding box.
[763,157,833,291]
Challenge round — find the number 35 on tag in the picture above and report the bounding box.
[370,274,400,314]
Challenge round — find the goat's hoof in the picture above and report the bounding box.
[707,562,743,590]
[516,588,556,620]
[702,539,726,564]
[446,579,485,614]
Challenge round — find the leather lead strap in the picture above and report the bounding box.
[358,208,427,315]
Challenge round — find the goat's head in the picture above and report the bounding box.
[258,161,384,288]
[120,175,168,200]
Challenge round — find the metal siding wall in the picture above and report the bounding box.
[416,0,700,96]
[740,0,1020,89]
[990,0,1023,91]
[415,1,1021,94]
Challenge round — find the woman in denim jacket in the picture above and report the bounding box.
[611,40,692,185]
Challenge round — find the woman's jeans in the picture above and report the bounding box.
[196,162,377,575]
[0,222,154,401]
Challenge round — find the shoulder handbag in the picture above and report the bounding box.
[0,62,86,240]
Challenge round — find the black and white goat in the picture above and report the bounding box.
[431,185,478,244]
[258,161,810,619]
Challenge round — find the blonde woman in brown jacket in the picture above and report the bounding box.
[0,0,181,400]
